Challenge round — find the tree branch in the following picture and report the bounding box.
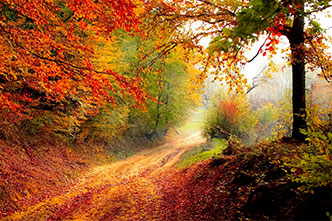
[247,35,270,63]
[246,65,268,94]
[306,35,331,83]
[196,0,236,16]
[303,5,332,15]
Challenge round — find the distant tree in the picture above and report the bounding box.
[117,34,201,139]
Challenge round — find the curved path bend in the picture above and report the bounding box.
[8,131,205,220]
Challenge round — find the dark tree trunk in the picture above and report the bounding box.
[164,82,170,135]
[148,92,162,139]
[147,81,163,139]
[288,15,306,141]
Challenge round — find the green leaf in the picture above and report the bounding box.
[327,132,332,142]
[223,28,231,36]
[300,128,308,135]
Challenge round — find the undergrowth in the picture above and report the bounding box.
[159,136,331,220]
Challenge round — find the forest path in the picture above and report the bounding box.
[8,131,205,220]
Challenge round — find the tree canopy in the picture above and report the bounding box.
[147,0,332,140]
[1,0,331,140]
[0,0,145,124]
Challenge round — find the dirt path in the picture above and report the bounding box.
[7,131,205,220]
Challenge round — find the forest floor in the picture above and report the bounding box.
[6,131,206,220]
[3,108,330,220]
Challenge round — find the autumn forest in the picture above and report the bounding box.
[0,0,331,220]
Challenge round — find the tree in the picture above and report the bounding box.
[149,0,332,141]
[0,0,145,125]
[115,32,201,139]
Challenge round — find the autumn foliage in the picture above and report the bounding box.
[0,0,147,216]
[204,92,257,143]
[0,0,331,220]
[0,0,145,124]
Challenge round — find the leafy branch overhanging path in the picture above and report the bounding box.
[7,131,205,220]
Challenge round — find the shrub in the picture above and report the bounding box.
[203,91,257,144]
[77,104,130,144]
[268,90,293,139]
[285,100,332,189]
[253,103,276,141]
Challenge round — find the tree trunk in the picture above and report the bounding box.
[289,15,306,141]
[149,92,162,139]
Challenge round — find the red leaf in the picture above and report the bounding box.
[81,22,87,30]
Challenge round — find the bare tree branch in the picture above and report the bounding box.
[247,35,270,63]
[246,65,268,94]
